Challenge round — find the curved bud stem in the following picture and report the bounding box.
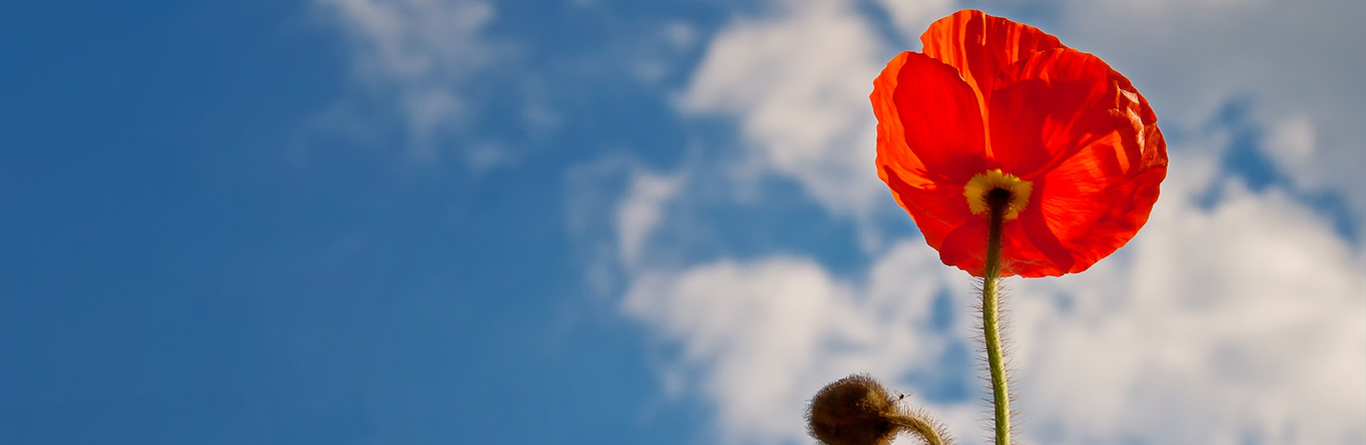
[888,413,949,445]
[983,189,1011,445]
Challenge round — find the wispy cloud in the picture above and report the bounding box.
[618,169,686,268]
[1006,158,1365,445]
[623,244,975,444]
[310,0,549,167]
[677,0,890,220]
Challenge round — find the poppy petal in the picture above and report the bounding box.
[984,48,1167,276]
[873,51,986,251]
[882,164,973,252]
[1029,125,1167,275]
[920,10,1063,103]
[987,48,1134,180]
[936,217,988,274]
[874,51,987,186]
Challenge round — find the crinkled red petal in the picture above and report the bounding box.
[882,166,974,253]
[873,51,985,250]
[1026,125,1167,276]
[920,9,1063,102]
[984,47,1168,276]
[988,48,1130,179]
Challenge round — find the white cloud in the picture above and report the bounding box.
[565,156,695,296]
[623,247,982,444]
[617,169,685,268]
[1265,115,1316,173]
[875,0,958,40]
[1004,152,1366,444]
[677,0,891,218]
[314,0,535,164]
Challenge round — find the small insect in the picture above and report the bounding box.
[893,390,912,402]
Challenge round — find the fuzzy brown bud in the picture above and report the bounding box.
[806,374,951,445]
[806,374,900,445]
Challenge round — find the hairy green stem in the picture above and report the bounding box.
[983,191,1010,445]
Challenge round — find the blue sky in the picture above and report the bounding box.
[1,1,1363,444]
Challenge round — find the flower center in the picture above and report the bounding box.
[964,169,1033,221]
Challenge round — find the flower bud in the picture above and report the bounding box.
[806,374,901,445]
[806,374,951,445]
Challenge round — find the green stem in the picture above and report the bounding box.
[983,191,1010,445]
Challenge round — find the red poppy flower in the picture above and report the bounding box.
[873,10,1168,278]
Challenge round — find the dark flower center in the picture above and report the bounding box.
[963,169,1032,221]
[987,187,1012,209]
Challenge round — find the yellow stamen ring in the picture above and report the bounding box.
[964,169,1033,221]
